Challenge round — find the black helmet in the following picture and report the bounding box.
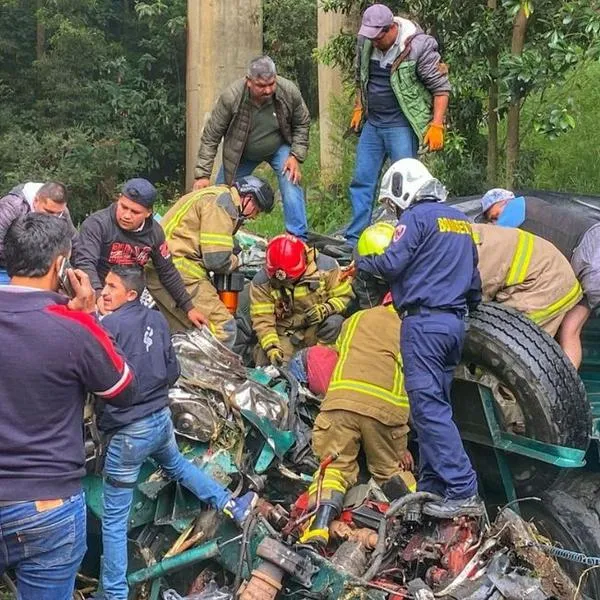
[234,175,275,213]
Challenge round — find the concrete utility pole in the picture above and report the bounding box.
[186,0,262,190]
[317,5,358,185]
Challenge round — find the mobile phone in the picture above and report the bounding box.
[58,257,75,298]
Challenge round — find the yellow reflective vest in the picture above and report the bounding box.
[323,304,409,427]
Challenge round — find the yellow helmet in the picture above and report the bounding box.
[356,222,395,256]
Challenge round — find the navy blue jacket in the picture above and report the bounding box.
[99,300,180,432]
[0,287,134,502]
[357,201,482,313]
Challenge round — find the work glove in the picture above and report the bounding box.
[423,123,445,151]
[305,302,335,327]
[266,346,284,366]
[350,106,363,130]
[317,314,344,344]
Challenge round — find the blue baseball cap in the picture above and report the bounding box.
[480,188,515,214]
[359,4,394,39]
[121,178,157,208]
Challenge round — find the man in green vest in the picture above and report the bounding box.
[345,3,450,246]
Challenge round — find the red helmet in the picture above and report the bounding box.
[265,234,307,280]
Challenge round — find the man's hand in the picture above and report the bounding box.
[305,303,334,326]
[350,106,363,131]
[423,123,444,151]
[399,449,415,472]
[282,155,301,185]
[66,269,97,314]
[193,178,210,191]
[187,307,209,328]
[266,346,284,366]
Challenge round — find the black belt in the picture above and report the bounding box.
[403,306,465,318]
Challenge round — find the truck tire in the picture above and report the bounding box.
[455,303,590,494]
[521,471,600,598]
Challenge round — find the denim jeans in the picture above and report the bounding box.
[216,144,308,240]
[0,492,87,600]
[101,407,231,599]
[345,122,418,245]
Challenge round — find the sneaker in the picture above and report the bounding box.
[422,495,485,519]
[222,491,258,526]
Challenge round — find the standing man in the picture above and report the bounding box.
[481,188,599,367]
[0,214,135,599]
[97,266,257,600]
[73,178,207,327]
[357,159,483,518]
[193,56,310,240]
[146,176,274,348]
[345,3,450,246]
[0,181,76,282]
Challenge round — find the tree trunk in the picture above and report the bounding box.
[505,5,529,188]
[486,0,498,186]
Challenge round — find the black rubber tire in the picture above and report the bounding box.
[521,471,600,598]
[455,302,591,494]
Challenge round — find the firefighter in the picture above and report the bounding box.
[249,234,353,365]
[297,227,417,546]
[146,176,274,349]
[473,223,582,338]
[357,158,483,520]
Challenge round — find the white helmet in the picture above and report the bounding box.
[378,158,447,211]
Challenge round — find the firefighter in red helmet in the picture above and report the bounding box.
[249,234,354,365]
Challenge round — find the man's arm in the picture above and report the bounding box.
[357,213,422,282]
[467,240,482,309]
[0,194,26,263]
[200,192,237,273]
[150,225,194,313]
[72,215,105,292]
[289,84,311,163]
[194,92,234,181]
[249,275,280,353]
[415,36,451,101]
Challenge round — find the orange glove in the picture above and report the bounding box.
[423,123,445,151]
[350,106,363,130]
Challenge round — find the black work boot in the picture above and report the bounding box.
[381,475,411,501]
[422,495,484,519]
[299,503,339,547]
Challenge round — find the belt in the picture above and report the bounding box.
[403,305,465,318]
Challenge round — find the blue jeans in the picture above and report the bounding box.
[216,144,308,240]
[0,492,87,600]
[346,122,418,245]
[400,312,478,499]
[101,407,231,599]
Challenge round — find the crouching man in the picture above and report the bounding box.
[96,266,257,600]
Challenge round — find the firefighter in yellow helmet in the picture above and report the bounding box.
[472,223,582,339]
[298,223,416,548]
[249,234,354,365]
[146,176,274,349]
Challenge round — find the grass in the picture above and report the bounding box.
[519,63,600,194]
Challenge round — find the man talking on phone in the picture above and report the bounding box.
[0,213,136,600]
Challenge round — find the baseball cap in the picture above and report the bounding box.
[480,188,515,214]
[121,178,157,208]
[359,4,394,39]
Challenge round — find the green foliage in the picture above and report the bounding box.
[264,0,318,115]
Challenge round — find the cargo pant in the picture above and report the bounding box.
[310,409,416,503]
[146,270,237,348]
[400,310,478,499]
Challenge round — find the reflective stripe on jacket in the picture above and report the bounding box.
[152,186,240,286]
[323,304,409,427]
[472,223,582,327]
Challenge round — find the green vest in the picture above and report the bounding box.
[359,37,432,143]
